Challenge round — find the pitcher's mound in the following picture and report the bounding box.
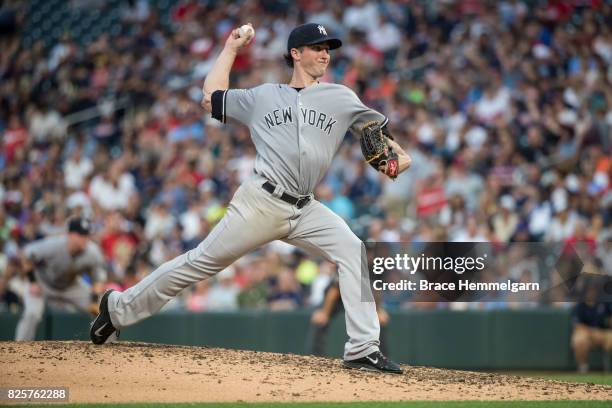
[1,341,610,403]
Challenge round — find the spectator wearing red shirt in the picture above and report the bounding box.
[563,219,597,257]
[2,115,28,164]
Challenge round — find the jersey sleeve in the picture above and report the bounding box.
[211,88,256,125]
[347,90,388,136]
[23,240,51,264]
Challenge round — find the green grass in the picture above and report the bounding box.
[4,402,612,408]
[511,372,612,386]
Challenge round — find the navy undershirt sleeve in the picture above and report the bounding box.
[211,90,226,123]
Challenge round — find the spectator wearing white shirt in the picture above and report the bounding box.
[144,202,176,241]
[546,204,581,242]
[343,0,380,34]
[528,195,553,241]
[367,15,401,53]
[453,216,488,242]
[63,146,93,190]
[464,120,488,151]
[28,102,67,144]
[475,82,512,125]
[414,108,438,148]
[442,100,467,153]
[179,202,205,243]
[89,161,136,211]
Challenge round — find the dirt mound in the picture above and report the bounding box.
[1,341,610,403]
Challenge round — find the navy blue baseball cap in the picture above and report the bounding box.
[287,23,342,54]
[68,217,91,236]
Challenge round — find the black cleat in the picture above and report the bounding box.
[90,290,118,345]
[343,350,403,374]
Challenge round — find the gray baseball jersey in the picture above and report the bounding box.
[214,83,387,195]
[24,235,107,290]
[106,82,385,360]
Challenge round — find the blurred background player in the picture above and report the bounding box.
[308,277,390,357]
[571,279,612,373]
[9,217,107,341]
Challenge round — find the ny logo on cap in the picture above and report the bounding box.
[317,25,327,36]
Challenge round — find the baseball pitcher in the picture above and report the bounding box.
[91,23,411,373]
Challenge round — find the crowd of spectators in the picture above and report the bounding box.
[0,0,610,314]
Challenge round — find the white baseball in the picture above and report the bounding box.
[239,24,255,39]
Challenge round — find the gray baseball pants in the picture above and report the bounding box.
[107,175,380,360]
[15,277,91,341]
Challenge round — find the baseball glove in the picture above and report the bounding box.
[360,121,399,179]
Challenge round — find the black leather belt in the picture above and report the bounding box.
[262,181,311,209]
